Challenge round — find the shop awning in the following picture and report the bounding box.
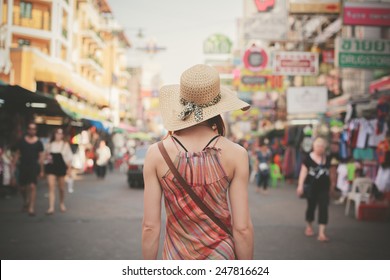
[82,118,112,132]
[0,84,75,119]
[370,75,390,95]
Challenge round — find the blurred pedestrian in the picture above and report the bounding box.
[296,137,331,242]
[95,140,111,179]
[142,64,254,260]
[44,128,73,214]
[255,138,272,194]
[15,123,44,216]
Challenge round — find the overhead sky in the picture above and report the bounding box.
[108,0,242,85]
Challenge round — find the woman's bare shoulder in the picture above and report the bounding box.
[218,137,248,156]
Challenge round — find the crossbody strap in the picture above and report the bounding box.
[158,141,232,236]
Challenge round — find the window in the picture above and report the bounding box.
[17,39,30,47]
[20,1,32,19]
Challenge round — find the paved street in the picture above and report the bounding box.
[1,170,389,260]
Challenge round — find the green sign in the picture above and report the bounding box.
[203,34,232,54]
[338,38,390,69]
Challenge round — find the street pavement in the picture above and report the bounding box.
[0,170,389,260]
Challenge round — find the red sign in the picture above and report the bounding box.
[272,52,318,76]
[322,50,335,64]
[243,45,268,72]
[343,2,390,26]
[254,0,275,12]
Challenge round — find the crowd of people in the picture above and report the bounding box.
[0,122,114,216]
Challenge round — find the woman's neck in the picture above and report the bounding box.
[174,124,215,137]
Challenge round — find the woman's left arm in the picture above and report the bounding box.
[142,144,162,259]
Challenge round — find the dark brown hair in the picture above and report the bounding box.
[207,115,225,136]
[50,128,65,143]
[164,114,226,139]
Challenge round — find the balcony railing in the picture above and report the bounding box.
[81,29,105,49]
[87,54,103,68]
[62,28,68,39]
[13,11,51,31]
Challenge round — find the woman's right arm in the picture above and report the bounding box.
[142,144,162,260]
[296,164,308,197]
[229,146,254,260]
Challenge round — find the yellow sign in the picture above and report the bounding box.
[289,0,340,14]
[237,69,285,92]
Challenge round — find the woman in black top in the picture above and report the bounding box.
[16,123,44,216]
[297,137,331,242]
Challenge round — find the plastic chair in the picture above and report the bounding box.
[345,177,373,218]
[270,163,284,188]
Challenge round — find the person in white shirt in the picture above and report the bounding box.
[95,140,111,179]
[44,128,73,214]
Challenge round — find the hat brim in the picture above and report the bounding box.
[159,84,250,131]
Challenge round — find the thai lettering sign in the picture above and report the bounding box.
[337,38,390,69]
[272,52,319,76]
[343,2,390,26]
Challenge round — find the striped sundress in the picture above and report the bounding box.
[159,135,235,260]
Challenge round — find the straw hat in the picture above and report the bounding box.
[159,64,250,131]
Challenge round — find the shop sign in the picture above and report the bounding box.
[243,45,268,72]
[343,2,390,26]
[289,0,340,14]
[238,69,284,92]
[243,0,287,40]
[253,0,275,12]
[272,52,319,76]
[322,50,335,64]
[287,86,328,114]
[203,34,232,54]
[337,38,390,69]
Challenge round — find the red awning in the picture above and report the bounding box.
[370,76,390,94]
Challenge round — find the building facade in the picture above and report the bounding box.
[0,0,137,128]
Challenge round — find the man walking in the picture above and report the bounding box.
[15,123,44,216]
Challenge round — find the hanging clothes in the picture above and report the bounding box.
[282,146,296,178]
[356,118,372,149]
[368,119,388,147]
[376,101,389,134]
[348,119,360,148]
[339,130,349,160]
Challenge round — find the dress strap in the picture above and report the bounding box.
[171,136,188,152]
[203,135,220,150]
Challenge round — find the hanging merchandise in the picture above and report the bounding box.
[348,119,359,148]
[377,138,390,166]
[376,100,389,134]
[300,125,313,153]
[375,137,390,193]
[368,119,388,147]
[339,130,349,160]
[356,118,373,149]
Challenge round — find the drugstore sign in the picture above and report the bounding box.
[337,38,390,69]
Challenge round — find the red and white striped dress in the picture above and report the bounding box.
[159,136,235,260]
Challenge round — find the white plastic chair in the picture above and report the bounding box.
[345,177,373,218]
